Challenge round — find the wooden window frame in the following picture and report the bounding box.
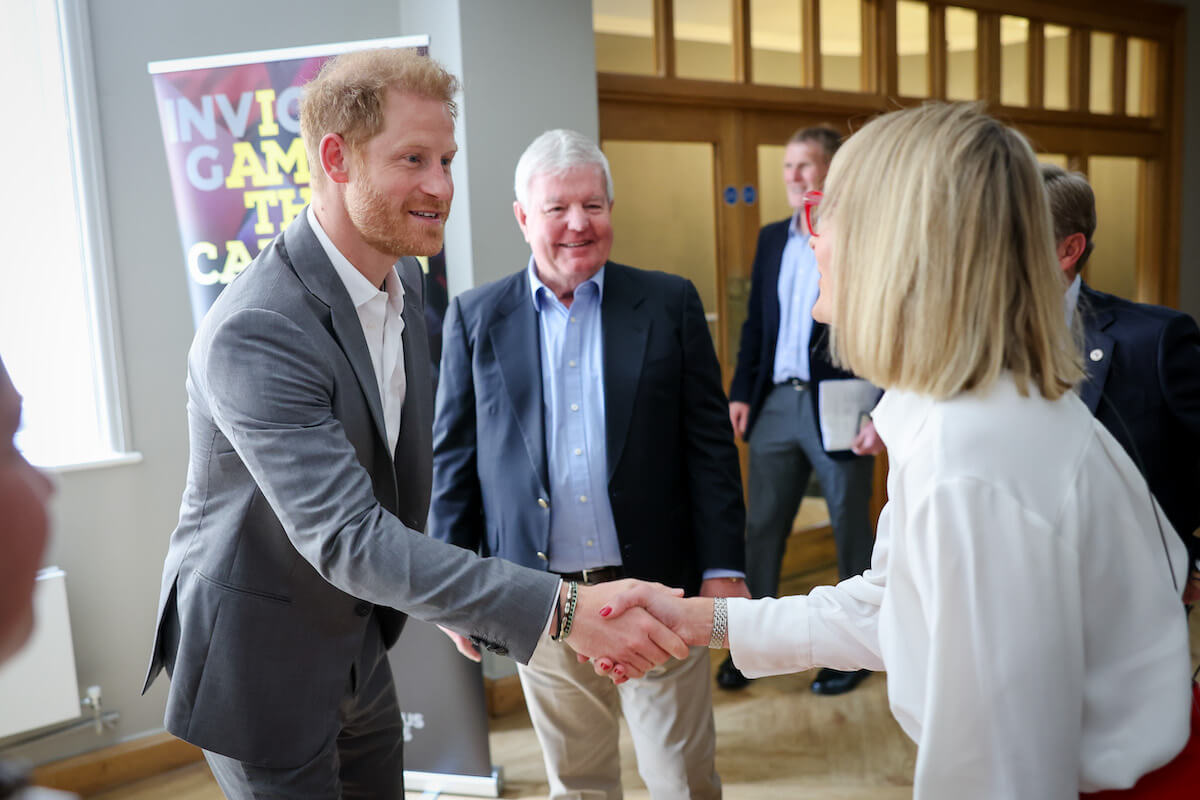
[596,0,1185,307]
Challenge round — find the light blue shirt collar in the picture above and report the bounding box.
[527,258,605,311]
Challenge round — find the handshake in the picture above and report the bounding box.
[440,577,751,682]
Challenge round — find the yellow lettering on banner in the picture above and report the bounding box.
[256,89,279,137]
[261,138,310,185]
[242,187,312,235]
[225,141,271,189]
[188,241,221,286]
[257,237,274,250]
[243,191,278,236]
[187,240,255,286]
[223,240,253,282]
[282,186,311,228]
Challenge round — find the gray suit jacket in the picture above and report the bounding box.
[143,211,559,768]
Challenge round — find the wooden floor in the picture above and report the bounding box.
[90,560,1200,800]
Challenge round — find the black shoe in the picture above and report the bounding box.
[716,655,751,690]
[810,668,869,696]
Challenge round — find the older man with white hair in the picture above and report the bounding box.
[430,129,749,799]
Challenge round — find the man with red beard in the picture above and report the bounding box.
[143,50,689,799]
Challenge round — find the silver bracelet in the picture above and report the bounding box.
[556,581,579,642]
[708,596,728,649]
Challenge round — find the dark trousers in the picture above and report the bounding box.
[745,383,876,598]
[163,602,405,799]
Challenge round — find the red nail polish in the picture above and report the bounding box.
[600,606,612,617]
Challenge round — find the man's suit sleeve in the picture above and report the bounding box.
[202,306,557,664]
[429,296,486,552]
[1158,311,1200,563]
[678,279,747,574]
[729,227,769,403]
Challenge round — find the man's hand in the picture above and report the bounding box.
[851,419,884,456]
[729,401,750,440]
[564,579,689,680]
[699,577,751,600]
[587,586,716,682]
[437,624,481,662]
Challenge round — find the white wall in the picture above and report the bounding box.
[5,0,597,765]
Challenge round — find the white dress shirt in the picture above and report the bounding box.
[307,206,406,454]
[728,373,1192,798]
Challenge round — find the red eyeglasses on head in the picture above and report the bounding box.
[802,190,823,238]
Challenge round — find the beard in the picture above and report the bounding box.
[345,173,449,258]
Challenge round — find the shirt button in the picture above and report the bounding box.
[579,495,588,503]
[570,316,577,323]
[568,360,577,368]
[574,448,583,456]
[570,403,579,412]
[537,498,549,509]
[586,539,594,547]
[536,551,548,561]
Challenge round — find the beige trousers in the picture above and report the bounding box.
[517,640,721,800]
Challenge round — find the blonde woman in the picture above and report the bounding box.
[597,103,1198,798]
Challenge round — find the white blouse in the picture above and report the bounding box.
[728,374,1193,798]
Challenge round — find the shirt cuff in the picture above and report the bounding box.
[727,595,814,678]
[701,569,747,582]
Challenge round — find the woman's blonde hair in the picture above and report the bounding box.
[822,102,1082,399]
[300,48,459,186]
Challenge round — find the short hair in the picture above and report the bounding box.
[514,129,614,208]
[1039,163,1097,272]
[787,126,842,160]
[300,48,459,186]
[822,102,1083,400]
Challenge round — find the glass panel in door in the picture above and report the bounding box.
[601,140,722,349]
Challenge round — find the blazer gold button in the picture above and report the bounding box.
[536,551,548,561]
[538,498,549,509]
[1090,348,1104,362]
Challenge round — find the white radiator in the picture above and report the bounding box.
[0,568,81,739]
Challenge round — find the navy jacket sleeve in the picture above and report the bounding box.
[429,295,485,553]
[678,279,747,575]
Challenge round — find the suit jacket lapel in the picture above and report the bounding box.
[1079,291,1116,414]
[764,220,789,346]
[490,277,550,493]
[392,256,432,520]
[283,213,390,449]
[601,264,649,480]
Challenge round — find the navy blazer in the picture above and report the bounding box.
[729,218,865,451]
[1077,283,1200,565]
[429,262,745,595]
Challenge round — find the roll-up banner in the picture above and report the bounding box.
[148,38,497,796]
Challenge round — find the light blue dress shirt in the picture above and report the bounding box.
[772,214,822,384]
[528,261,623,573]
[527,261,745,583]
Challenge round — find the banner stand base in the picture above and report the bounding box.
[403,766,503,797]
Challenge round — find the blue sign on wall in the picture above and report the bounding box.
[723,185,739,206]
[743,185,757,205]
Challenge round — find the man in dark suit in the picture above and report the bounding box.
[142,51,686,799]
[1041,164,1200,600]
[431,129,747,799]
[721,126,882,695]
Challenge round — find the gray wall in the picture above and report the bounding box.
[5,0,597,765]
